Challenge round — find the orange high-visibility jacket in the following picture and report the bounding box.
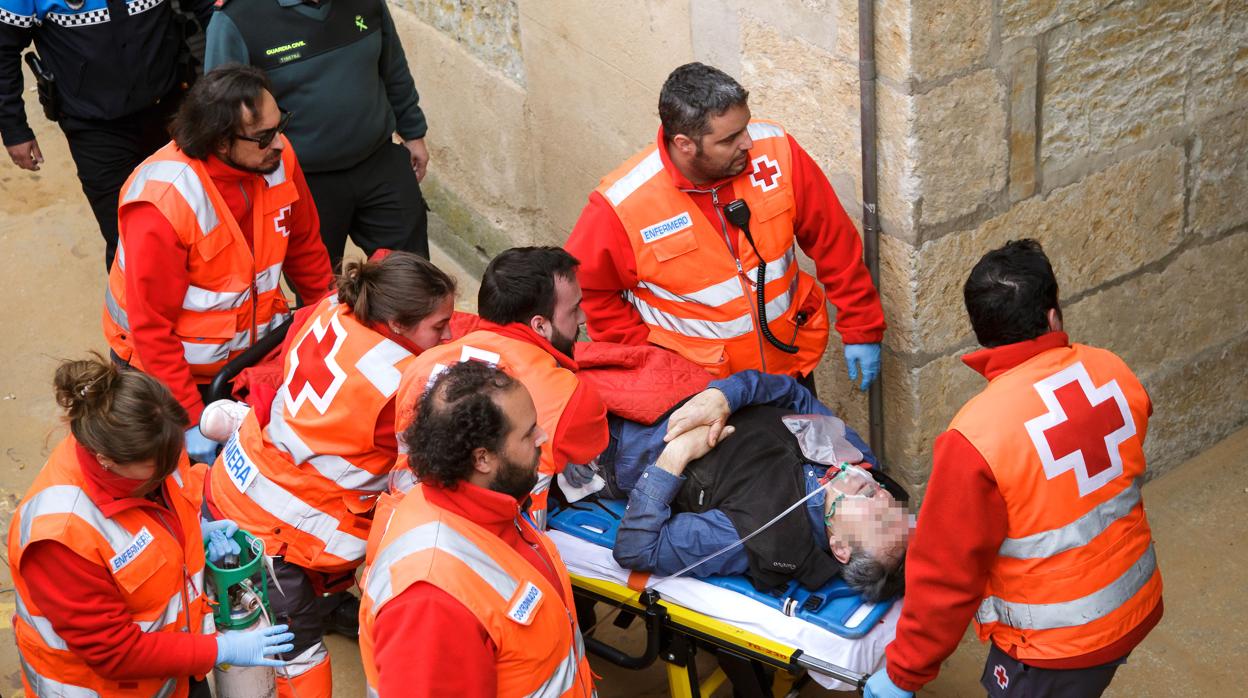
[8,438,214,697]
[359,486,594,698]
[103,138,300,382]
[395,331,582,530]
[949,343,1162,662]
[211,296,416,573]
[594,120,830,378]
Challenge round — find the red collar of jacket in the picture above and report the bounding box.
[476,320,580,372]
[655,126,740,192]
[367,319,426,357]
[203,154,262,186]
[962,331,1070,381]
[424,481,521,536]
[73,442,179,527]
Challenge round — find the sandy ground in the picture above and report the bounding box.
[0,86,1243,697]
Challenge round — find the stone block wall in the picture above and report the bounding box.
[388,0,1247,497]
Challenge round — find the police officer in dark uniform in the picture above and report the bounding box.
[205,0,430,270]
[0,0,212,270]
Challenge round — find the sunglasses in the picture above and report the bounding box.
[235,110,292,149]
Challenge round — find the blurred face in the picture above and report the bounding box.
[392,295,455,351]
[486,385,548,501]
[674,103,754,186]
[823,464,910,566]
[218,90,286,175]
[537,274,584,358]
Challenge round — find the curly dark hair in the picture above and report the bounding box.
[402,361,519,488]
[170,64,272,160]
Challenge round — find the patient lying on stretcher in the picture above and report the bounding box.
[567,371,909,602]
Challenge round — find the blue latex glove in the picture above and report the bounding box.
[216,624,295,668]
[201,519,241,563]
[185,425,221,464]
[844,343,882,391]
[864,668,913,698]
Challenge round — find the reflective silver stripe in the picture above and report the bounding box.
[366,686,380,698]
[182,285,250,313]
[524,639,582,698]
[224,433,368,561]
[747,121,785,141]
[263,158,288,187]
[366,522,518,611]
[155,679,178,698]
[20,485,133,550]
[976,543,1158,631]
[182,330,250,366]
[104,286,130,332]
[627,271,796,340]
[15,590,68,651]
[255,262,284,295]
[356,339,410,397]
[999,481,1143,560]
[116,240,126,271]
[266,387,391,492]
[136,591,183,633]
[19,655,100,697]
[124,161,220,238]
[603,149,663,206]
[637,248,795,308]
[181,310,288,364]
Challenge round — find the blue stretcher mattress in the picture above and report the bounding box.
[548,497,896,639]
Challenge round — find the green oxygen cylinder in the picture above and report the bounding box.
[207,529,278,698]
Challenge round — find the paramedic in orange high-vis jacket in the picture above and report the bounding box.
[566,62,885,392]
[8,356,293,697]
[360,360,594,697]
[101,65,333,466]
[393,247,609,531]
[206,252,457,698]
[866,240,1163,698]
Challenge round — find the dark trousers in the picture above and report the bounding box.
[60,93,182,271]
[304,141,429,270]
[981,643,1125,698]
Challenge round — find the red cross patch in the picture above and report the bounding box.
[993,664,1009,689]
[749,154,782,192]
[1024,361,1136,497]
[284,311,349,415]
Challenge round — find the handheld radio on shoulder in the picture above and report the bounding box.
[723,199,800,355]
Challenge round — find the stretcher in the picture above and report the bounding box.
[548,499,900,696]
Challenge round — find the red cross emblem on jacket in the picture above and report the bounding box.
[749,154,782,192]
[994,664,1009,689]
[1024,361,1136,497]
[285,312,348,414]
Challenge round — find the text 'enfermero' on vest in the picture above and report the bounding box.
[110,527,155,572]
[640,212,694,244]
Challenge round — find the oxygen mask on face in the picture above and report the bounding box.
[822,462,881,525]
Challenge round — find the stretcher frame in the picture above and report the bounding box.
[572,572,868,697]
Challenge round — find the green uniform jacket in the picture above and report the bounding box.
[205,0,427,172]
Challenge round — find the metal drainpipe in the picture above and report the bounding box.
[858,0,886,465]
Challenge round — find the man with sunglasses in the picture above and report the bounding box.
[204,0,431,270]
[582,369,909,601]
[102,65,333,467]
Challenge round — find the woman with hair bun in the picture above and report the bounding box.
[7,355,294,697]
[205,251,457,697]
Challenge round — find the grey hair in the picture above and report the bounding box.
[659,62,750,144]
[840,549,906,603]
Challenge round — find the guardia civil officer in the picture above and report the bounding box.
[204,0,431,269]
[0,0,212,270]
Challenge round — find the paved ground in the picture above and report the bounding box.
[0,89,1242,696]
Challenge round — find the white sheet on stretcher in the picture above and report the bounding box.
[549,530,900,691]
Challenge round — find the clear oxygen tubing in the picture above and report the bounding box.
[581,471,840,637]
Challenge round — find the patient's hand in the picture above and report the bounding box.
[656,424,737,476]
[665,388,730,448]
